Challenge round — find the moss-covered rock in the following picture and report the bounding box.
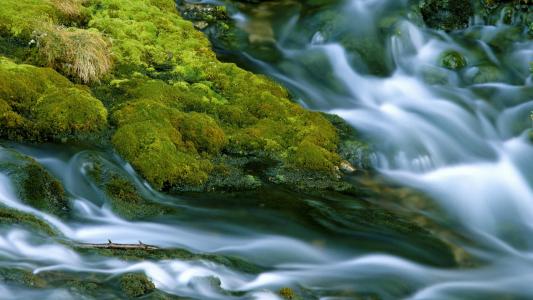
[0,57,108,141]
[0,148,68,217]
[0,206,57,236]
[0,0,360,193]
[85,154,177,220]
[120,273,156,298]
[85,0,344,191]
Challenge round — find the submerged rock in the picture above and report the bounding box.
[0,147,69,217]
[440,50,467,70]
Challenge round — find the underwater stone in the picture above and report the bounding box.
[440,50,467,70]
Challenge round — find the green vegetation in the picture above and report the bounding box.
[440,50,467,70]
[0,148,68,217]
[0,57,107,141]
[0,206,57,236]
[0,0,349,192]
[89,0,343,191]
[419,0,474,31]
[120,273,156,298]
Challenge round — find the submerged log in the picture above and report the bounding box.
[77,240,159,250]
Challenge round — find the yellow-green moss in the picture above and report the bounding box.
[176,112,227,154]
[0,0,344,191]
[0,57,107,140]
[112,120,212,188]
[90,0,341,189]
[88,0,214,72]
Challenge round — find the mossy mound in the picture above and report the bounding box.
[84,0,343,191]
[0,0,357,193]
[0,147,69,217]
[120,273,156,298]
[85,154,176,220]
[0,58,108,141]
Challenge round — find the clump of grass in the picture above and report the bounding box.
[34,23,112,83]
[50,0,87,20]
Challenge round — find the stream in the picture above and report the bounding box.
[0,0,532,299]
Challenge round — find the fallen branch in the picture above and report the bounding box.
[77,240,159,250]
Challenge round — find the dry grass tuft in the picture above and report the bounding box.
[35,24,113,83]
[49,0,87,20]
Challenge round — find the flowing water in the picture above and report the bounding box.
[0,0,532,299]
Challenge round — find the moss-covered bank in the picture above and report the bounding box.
[0,0,364,193]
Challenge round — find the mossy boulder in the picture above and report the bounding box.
[120,273,156,298]
[0,147,68,217]
[84,0,345,191]
[419,0,474,31]
[0,0,362,193]
[85,154,176,220]
[0,57,108,141]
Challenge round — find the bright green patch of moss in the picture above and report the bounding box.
[0,0,347,192]
[88,0,214,72]
[88,0,341,190]
[0,57,107,141]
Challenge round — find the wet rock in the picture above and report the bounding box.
[86,154,176,220]
[0,147,69,218]
[440,50,467,70]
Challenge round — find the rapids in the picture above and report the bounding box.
[0,0,532,299]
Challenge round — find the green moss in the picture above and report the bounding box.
[21,162,68,217]
[120,273,155,298]
[0,267,48,288]
[0,148,68,218]
[0,57,108,141]
[88,0,214,71]
[176,112,227,154]
[440,50,467,70]
[0,0,349,192]
[419,0,474,31]
[0,0,58,38]
[104,176,173,220]
[0,206,57,236]
[112,120,212,189]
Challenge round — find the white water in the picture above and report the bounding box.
[228,0,533,298]
[0,0,531,299]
